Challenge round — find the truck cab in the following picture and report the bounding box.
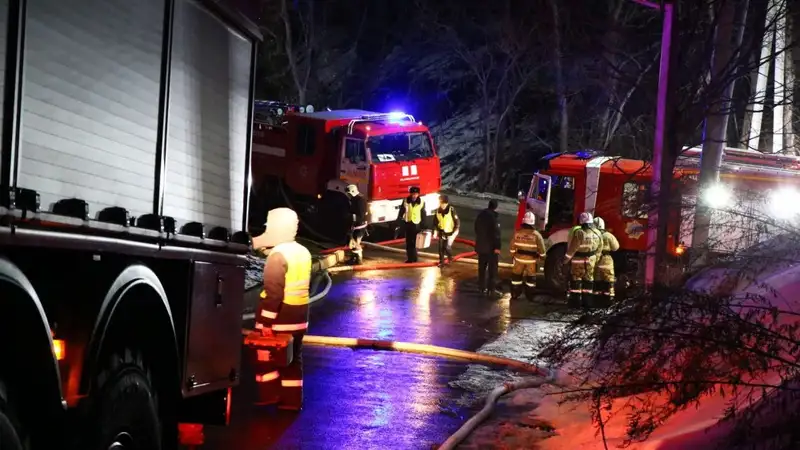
[250,106,441,239]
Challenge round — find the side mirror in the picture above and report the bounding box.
[517,190,525,201]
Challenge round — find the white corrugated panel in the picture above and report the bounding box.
[18,0,164,217]
[165,0,251,232]
[0,0,7,176]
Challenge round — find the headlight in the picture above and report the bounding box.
[769,187,800,220]
[702,183,732,209]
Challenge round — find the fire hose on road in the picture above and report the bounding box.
[322,237,513,273]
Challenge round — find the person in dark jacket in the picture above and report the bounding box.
[346,184,368,264]
[396,186,427,263]
[474,199,502,296]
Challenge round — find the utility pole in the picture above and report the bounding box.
[633,0,675,288]
[692,0,749,266]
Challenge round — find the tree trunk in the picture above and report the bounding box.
[598,0,624,149]
[783,10,795,153]
[548,0,568,154]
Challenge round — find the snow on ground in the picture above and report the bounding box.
[444,191,519,217]
[450,317,569,407]
[244,254,265,291]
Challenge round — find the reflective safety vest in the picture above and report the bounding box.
[403,199,424,224]
[436,207,455,233]
[269,241,312,306]
[510,228,545,264]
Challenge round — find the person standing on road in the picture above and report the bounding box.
[509,211,546,300]
[396,186,426,263]
[474,199,502,296]
[252,207,312,411]
[346,184,368,265]
[563,212,602,308]
[593,216,620,304]
[433,195,460,267]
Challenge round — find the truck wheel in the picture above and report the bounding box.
[544,244,568,293]
[0,381,24,450]
[88,351,161,450]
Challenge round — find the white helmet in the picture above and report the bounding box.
[345,184,359,196]
[578,212,593,225]
[594,217,605,230]
[522,211,536,226]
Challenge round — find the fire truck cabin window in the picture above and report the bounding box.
[549,175,575,224]
[297,123,315,156]
[622,182,649,218]
[367,132,434,163]
[345,139,366,164]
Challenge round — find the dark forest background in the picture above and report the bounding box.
[250,0,800,196]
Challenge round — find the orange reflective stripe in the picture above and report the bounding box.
[515,242,538,248]
[281,379,303,387]
[256,349,272,361]
[256,371,280,383]
[272,322,309,332]
[570,258,587,264]
[260,290,267,299]
[261,310,277,319]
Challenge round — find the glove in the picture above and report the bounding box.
[260,327,274,338]
[433,231,439,240]
[562,256,571,265]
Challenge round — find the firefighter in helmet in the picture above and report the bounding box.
[251,207,311,411]
[346,184,367,265]
[433,194,460,267]
[396,186,427,263]
[563,211,602,307]
[593,216,620,304]
[510,211,546,299]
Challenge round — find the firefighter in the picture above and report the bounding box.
[346,184,367,265]
[433,194,460,267]
[510,211,546,300]
[593,216,620,304]
[252,207,311,411]
[396,186,427,263]
[563,212,602,307]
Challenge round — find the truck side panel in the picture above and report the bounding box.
[17,0,165,217]
[164,0,252,232]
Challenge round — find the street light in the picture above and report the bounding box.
[633,0,675,289]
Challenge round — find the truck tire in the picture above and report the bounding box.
[544,244,568,293]
[87,350,161,450]
[0,381,24,450]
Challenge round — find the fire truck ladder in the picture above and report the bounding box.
[346,113,416,135]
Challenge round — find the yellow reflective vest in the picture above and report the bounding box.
[436,207,456,233]
[403,199,424,224]
[269,241,311,306]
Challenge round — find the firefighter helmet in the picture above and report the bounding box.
[522,211,536,226]
[594,217,605,230]
[345,184,359,196]
[578,212,593,225]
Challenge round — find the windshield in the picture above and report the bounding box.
[367,132,434,163]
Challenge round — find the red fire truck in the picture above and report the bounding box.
[518,147,800,292]
[248,102,442,240]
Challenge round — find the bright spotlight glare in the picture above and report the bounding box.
[769,187,800,220]
[702,183,732,209]
[388,111,407,119]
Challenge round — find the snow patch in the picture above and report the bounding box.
[245,254,265,291]
[450,318,568,406]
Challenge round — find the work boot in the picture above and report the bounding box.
[581,281,595,308]
[566,280,582,308]
[524,286,536,301]
[277,387,303,412]
[510,284,523,299]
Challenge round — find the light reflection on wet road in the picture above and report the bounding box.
[202,255,524,450]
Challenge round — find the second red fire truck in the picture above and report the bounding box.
[248,101,442,241]
[519,147,800,292]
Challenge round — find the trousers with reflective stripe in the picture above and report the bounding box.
[253,332,305,408]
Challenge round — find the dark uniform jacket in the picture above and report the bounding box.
[350,194,367,227]
[474,208,501,254]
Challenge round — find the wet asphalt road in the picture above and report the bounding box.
[200,249,549,450]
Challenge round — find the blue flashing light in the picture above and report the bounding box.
[387,111,407,119]
[575,150,593,159]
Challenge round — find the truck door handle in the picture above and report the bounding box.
[357,166,367,170]
[215,274,224,308]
